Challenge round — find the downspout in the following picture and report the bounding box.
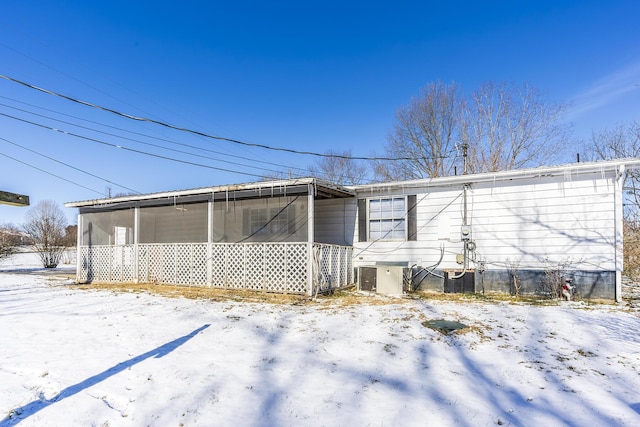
[614,165,625,303]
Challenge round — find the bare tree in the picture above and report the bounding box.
[63,225,78,247]
[376,81,570,181]
[308,149,368,185]
[23,200,68,268]
[589,122,640,277]
[588,122,640,221]
[589,122,640,276]
[0,223,23,260]
[461,82,570,173]
[375,81,462,181]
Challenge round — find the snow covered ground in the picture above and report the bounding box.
[1,253,639,426]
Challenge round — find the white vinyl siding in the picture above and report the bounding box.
[353,172,618,272]
[314,198,356,246]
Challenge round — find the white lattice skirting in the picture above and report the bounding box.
[77,243,353,295]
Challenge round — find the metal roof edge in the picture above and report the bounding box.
[65,177,355,208]
[65,159,640,208]
[346,158,640,192]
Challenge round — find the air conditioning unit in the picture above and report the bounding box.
[376,266,405,295]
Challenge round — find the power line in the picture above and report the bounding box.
[0,136,140,194]
[0,107,384,184]
[0,111,277,179]
[0,98,379,184]
[0,102,298,178]
[0,95,313,175]
[0,34,275,167]
[0,150,104,195]
[0,74,448,162]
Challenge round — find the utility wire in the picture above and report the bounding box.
[0,95,314,175]
[0,74,448,162]
[0,136,140,194]
[0,35,274,167]
[0,150,104,195]
[0,105,383,184]
[0,103,297,178]
[0,111,271,179]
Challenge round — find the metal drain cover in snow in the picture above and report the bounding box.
[422,319,467,334]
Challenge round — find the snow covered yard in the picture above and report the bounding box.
[1,254,639,426]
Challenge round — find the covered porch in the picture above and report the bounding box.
[67,178,355,295]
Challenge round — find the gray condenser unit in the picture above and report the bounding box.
[358,265,410,295]
[375,266,406,295]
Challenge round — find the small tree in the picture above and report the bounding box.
[63,225,78,247]
[23,200,68,268]
[308,149,368,185]
[0,223,22,260]
[505,258,521,298]
[539,257,576,299]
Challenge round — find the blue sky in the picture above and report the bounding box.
[1,0,639,225]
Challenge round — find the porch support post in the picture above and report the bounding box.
[76,213,82,283]
[134,205,140,283]
[207,198,213,286]
[307,184,315,296]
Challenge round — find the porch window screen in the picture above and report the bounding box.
[80,210,134,246]
[214,196,307,243]
[244,205,296,236]
[139,203,208,243]
[369,197,406,240]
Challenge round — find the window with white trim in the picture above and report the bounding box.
[368,197,406,240]
[358,195,417,242]
[244,205,296,237]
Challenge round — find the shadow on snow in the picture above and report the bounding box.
[0,324,210,427]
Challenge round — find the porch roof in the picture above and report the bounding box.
[65,177,354,212]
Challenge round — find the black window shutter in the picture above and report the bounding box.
[357,198,367,242]
[407,195,417,241]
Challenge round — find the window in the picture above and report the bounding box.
[268,207,290,234]
[369,197,406,240]
[358,195,417,242]
[244,205,296,237]
[250,208,268,235]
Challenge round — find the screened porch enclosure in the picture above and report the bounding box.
[77,242,352,294]
[73,181,355,295]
